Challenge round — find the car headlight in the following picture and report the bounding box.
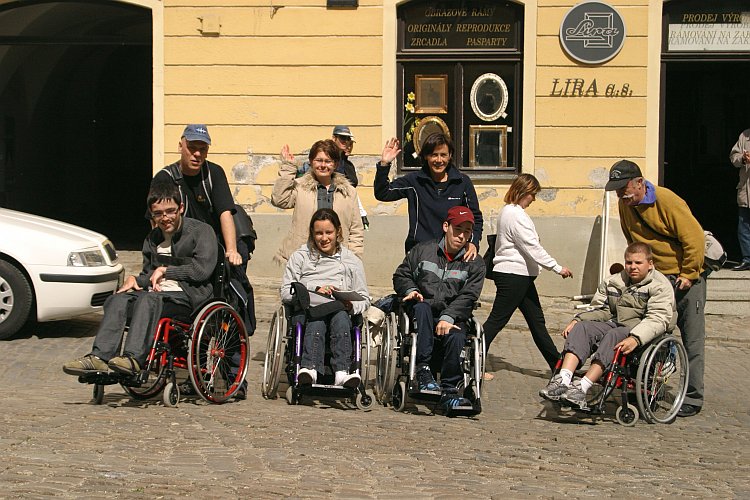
[68,249,107,267]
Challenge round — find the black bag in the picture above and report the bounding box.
[483,234,497,280]
[289,282,345,320]
[232,203,257,254]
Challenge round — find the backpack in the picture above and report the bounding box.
[161,163,257,254]
[703,230,727,273]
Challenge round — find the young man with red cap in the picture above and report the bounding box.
[392,205,486,412]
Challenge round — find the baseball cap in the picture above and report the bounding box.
[332,125,354,139]
[182,124,211,145]
[605,160,642,191]
[445,206,475,227]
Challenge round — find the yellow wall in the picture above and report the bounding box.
[160,0,659,220]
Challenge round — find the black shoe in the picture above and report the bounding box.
[677,403,701,417]
[731,262,750,271]
[234,387,247,400]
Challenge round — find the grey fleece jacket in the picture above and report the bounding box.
[576,268,676,346]
[136,217,218,309]
[281,244,370,316]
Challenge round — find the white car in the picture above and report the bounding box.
[0,208,124,339]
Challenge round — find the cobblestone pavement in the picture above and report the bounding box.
[2,255,749,497]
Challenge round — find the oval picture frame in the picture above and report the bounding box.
[413,116,451,155]
[470,73,508,122]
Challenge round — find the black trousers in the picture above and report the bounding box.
[482,272,559,370]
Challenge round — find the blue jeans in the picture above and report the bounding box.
[301,310,352,375]
[412,302,467,389]
[739,207,750,263]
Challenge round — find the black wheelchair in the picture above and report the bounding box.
[544,333,689,425]
[261,286,373,410]
[373,298,485,417]
[75,252,250,407]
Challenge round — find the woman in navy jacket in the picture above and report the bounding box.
[373,133,483,259]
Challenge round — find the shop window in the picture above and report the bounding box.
[397,0,523,177]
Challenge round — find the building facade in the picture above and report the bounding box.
[1,0,748,293]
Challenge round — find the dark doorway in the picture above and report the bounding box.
[662,61,750,262]
[0,1,152,249]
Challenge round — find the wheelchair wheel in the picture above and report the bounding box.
[92,384,105,405]
[359,320,372,394]
[472,322,485,398]
[636,336,688,424]
[374,312,399,405]
[615,403,639,427]
[355,391,373,411]
[285,386,299,405]
[392,379,407,412]
[163,380,180,408]
[188,301,250,404]
[262,305,287,399]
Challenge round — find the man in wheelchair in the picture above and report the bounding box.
[392,206,485,412]
[539,242,676,410]
[63,182,218,378]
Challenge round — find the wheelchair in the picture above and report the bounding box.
[544,333,689,426]
[373,298,485,417]
[261,296,374,410]
[76,252,250,407]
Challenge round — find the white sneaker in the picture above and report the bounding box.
[298,367,317,385]
[334,371,361,389]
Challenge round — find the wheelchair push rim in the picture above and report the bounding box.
[188,301,250,404]
[262,305,286,399]
[636,335,689,424]
[374,311,399,405]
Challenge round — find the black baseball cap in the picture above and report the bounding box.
[605,160,642,191]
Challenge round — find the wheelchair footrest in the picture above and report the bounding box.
[445,402,482,417]
[78,372,121,386]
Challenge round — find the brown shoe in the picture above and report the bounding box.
[62,354,109,376]
[108,356,141,376]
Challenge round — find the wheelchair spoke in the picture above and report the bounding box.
[189,303,249,404]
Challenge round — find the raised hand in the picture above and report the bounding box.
[380,137,401,164]
[280,144,295,163]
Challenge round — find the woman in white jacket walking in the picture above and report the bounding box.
[483,174,572,374]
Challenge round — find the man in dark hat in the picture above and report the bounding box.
[605,159,706,418]
[331,125,369,230]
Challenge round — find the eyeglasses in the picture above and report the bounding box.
[334,135,353,144]
[312,158,335,166]
[151,207,179,219]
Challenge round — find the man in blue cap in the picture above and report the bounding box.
[152,124,243,266]
[151,126,256,399]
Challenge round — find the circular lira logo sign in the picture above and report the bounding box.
[559,1,626,65]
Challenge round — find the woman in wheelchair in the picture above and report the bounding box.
[539,242,676,410]
[281,208,369,388]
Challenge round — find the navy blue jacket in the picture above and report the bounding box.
[374,163,483,253]
[393,238,485,324]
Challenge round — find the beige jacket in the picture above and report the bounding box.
[729,128,750,208]
[271,160,364,264]
[576,268,676,347]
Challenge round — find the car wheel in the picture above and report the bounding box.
[0,260,33,340]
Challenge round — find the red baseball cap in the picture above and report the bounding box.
[445,206,474,226]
